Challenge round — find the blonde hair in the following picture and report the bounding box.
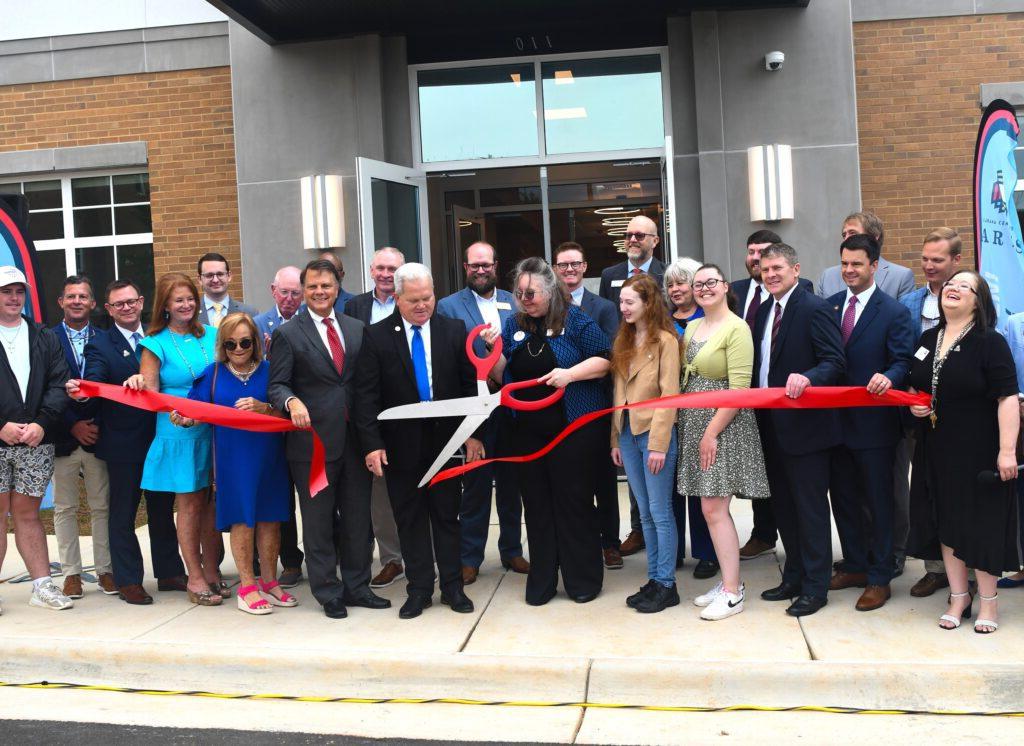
[214,312,264,364]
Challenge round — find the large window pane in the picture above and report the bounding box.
[479,185,542,207]
[72,176,110,207]
[73,207,113,237]
[34,250,68,326]
[542,56,664,155]
[0,182,21,195]
[370,179,421,263]
[418,64,538,162]
[75,246,116,325]
[23,180,62,210]
[28,211,64,240]
[117,243,156,322]
[115,204,152,234]
[113,173,150,204]
[549,204,664,281]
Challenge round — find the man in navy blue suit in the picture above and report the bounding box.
[826,235,914,611]
[67,279,185,604]
[436,241,528,584]
[752,243,845,617]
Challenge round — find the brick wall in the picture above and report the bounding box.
[0,67,242,291]
[854,13,1024,281]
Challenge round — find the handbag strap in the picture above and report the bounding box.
[208,362,219,493]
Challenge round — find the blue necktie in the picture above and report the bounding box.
[131,332,142,361]
[411,325,431,402]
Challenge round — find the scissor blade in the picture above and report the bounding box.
[418,415,488,488]
[378,395,493,421]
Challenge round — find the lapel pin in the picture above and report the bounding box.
[833,305,839,311]
[394,326,401,332]
[513,331,525,342]
[122,350,130,357]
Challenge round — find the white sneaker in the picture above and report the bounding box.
[700,586,744,620]
[30,579,74,610]
[694,581,724,607]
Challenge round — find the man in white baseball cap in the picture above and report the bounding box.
[0,265,76,612]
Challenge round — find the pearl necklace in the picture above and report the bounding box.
[227,360,258,385]
[168,327,210,381]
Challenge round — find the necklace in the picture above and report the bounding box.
[168,328,210,381]
[0,321,24,356]
[929,321,974,428]
[525,338,547,357]
[227,360,258,385]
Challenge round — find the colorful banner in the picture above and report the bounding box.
[430,386,931,486]
[974,99,1024,329]
[0,194,43,320]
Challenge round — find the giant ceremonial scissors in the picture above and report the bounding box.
[378,324,564,487]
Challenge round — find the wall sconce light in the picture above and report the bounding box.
[747,144,793,222]
[300,174,345,249]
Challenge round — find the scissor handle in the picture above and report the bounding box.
[500,379,565,411]
[466,323,503,381]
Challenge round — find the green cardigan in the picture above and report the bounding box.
[681,314,755,389]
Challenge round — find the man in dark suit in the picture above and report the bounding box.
[354,263,481,619]
[196,252,257,327]
[67,279,186,604]
[826,235,914,611]
[730,230,812,564]
[553,242,623,568]
[436,241,527,584]
[752,243,845,617]
[268,259,388,619]
[344,246,407,589]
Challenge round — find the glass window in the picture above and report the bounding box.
[547,183,590,203]
[541,55,664,155]
[370,178,422,263]
[24,180,62,210]
[74,207,113,237]
[113,173,150,203]
[34,249,68,326]
[479,185,542,207]
[115,204,152,234]
[444,190,475,211]
[418,64,539,162]
[28,211,64,240]
[117,243,155,320]
[75,246,116,311]
[72,176,110,207]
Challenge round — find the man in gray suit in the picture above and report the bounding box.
[268,258,388,619]
[196,252,257,327]
[817,212,915,300]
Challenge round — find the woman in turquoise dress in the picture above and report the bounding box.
[184,313,295,615]
[125,272,221,606]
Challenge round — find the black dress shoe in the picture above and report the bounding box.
[761,582,801,602]
[626,579,658,608]
[323,598,348,619]
[693,559,720,580]
[440,589,474,613]
[399,593,433,619]
[571,591,599,604]
[344,589,392,609]
[786,594,827,617]
[635,583,680,614]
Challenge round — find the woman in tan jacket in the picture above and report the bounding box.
[611,275,682,613]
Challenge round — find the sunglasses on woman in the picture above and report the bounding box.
[223,338,254,351]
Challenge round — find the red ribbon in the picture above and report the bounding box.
[76,380,328,497]
[430,386,931,486]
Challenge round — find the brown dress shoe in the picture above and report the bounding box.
[62,574,84,599]
[603,548,624,569]
[829,570,868,591]
[855,584,891,611]
[739,537,776,560]
[910,571,949,598]
[619,530,645,556]
[462,566,479,585]
[502,556,530,573]
[118,584,154,605]
[157,575,189,592]
[370,561,405,589]
[97,572,119,595]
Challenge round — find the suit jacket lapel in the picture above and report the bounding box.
[460,289,486,327]
[110,327,139,372]
[770,289,801,367]
[626,351,655,382]
[847,290,881,348]
[389,311,416,385]
[296,312,341,380]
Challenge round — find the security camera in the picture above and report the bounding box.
[765,51,785,71]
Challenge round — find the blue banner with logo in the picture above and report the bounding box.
[0,193,43,320]
[974,99,1024,329]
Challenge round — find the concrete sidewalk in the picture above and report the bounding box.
[1,492,1022,743]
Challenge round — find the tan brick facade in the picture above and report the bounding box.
[854,13,1024,280]
[0,67,241,291]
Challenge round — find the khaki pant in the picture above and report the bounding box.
[371,474,402,567]
[53,446,111,576]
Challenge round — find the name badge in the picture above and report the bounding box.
[914,346,929,361]
[611,280,625,288]
[496,302,512,311]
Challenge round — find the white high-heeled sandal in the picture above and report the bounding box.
[938,590,972,630]
[974,593,999,634]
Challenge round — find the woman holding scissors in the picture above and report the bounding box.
[482,257,611,606]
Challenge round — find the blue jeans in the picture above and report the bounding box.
[618,418,678,587]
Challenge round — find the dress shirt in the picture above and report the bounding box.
[570,286,585,306]
[115,323,143,350]
[842,282,877,328]
[743,280,769,319]
[921,286,941,333]
[2,319,30,401]
[204,295,230,324]
[402,317,433,398]
[628,256,654,275]
[473,290,502,331]
[758,282,800,389]
[370,292,396,324]
[63,322,90,376]
[309,308,346,355]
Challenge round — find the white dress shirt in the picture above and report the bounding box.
[402,317,433,398]
[759,283,800,389]
[473,290,502,332]
[309,308,346,355]
[570,286,585,306]
[743,281,769,319]
[370,293,396,324]
[842,282,877,328]
[115,323,143,351]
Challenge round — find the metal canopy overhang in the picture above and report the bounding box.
[207,0,811,47]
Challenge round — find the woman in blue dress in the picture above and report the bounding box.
[125,273,221,606]
[183,313,294,615]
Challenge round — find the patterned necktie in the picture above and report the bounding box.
[841,295,858,345]
[68,326,88,375]
[211,302,224,328]
[770,301,783,352]
[411,326,432,402]
[630,267,642,276]
[131,331,142,361]
[321,317,345,376]
[744,285,762,329]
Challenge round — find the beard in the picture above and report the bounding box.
[469,273,497,295]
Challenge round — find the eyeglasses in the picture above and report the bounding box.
[692,279,723,291]
[624,232,654,242]
[942,281,977,294]
[554,261,584,271]
[200,272,228,281]
[223,338,254,351]
[465,262,495,272]
[106,298,143,310]
[275,290,302,299]
[514,289,540,301]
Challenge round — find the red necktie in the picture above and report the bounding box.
[744,285,762,329]
[322,317,345,376]
[841,296,858,345]
[770,301,783,351]
[630,267,641,276]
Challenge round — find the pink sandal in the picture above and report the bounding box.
[259,578,298,607]
[237,584,272,615]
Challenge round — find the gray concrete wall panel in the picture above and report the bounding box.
[852,0,1001,22]
[143,22,229,42]
[50,29,144,51]
[981,81,1024,106]
[51,43,146,80]
[237,180,307,310]
[0,38,51,56]
[145,36,230,72]
[666,16,698,156]
[353,35,386,163]
[382,35,413,167]
[0,149,55,176]
[671,154,704,262]
[0,142,147,178]
[697,150,732,270]
[690,12,725,154]
[0,52,53,86]
[976,0,1024,12]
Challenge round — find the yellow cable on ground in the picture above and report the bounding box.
[1,680,1022,718]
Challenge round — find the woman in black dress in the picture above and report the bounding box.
[908,271,1020,633]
